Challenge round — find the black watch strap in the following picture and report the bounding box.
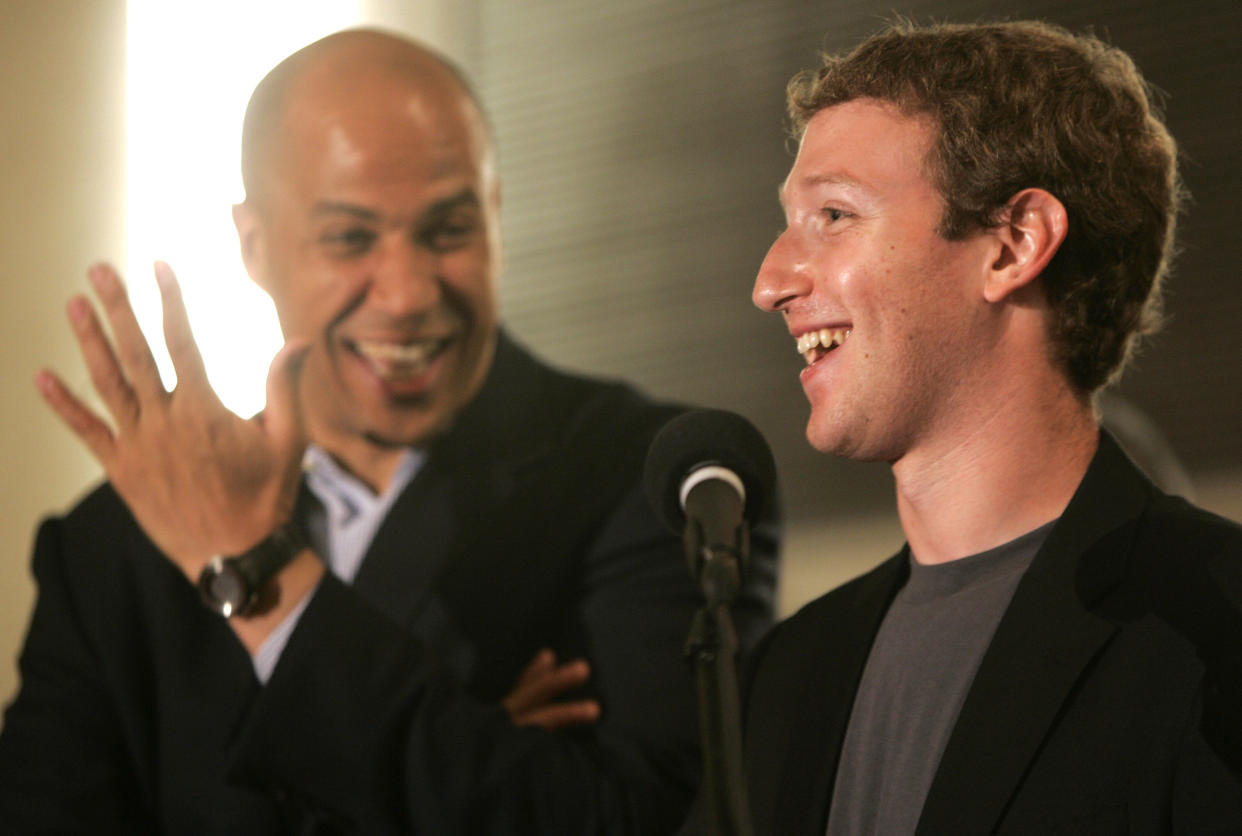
[197,522,308,618]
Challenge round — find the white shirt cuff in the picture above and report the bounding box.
[251,584,316,684]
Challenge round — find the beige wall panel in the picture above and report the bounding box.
[1,1,127,715]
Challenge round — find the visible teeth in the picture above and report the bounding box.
[352,338,447,379]
[355,339,438,364]
[795,328,851,364]
[795,328,850,354]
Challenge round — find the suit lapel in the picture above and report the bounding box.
[349,460,465,626]
[770,555,908,835]
[915,433,1153,834]
[348,332,558,643]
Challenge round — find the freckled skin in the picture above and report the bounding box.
[753,99,998,465]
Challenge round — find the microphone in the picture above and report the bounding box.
[644,409,776,597]
[645,409,771,836]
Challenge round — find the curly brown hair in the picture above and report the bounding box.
[787,20,1182,393]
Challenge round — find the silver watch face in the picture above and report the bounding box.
[199,557,249,618]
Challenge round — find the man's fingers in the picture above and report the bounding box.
[512,648,556,688]
[154,261,210,391]
[510,699,602,732]
[86,263,165,402]
[502,653,593,721]
[67,294,141,430]
[516,658,591,707]
[263,338,311,454]
[35,369,115,463]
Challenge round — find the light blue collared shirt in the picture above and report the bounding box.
[251,444,425,682]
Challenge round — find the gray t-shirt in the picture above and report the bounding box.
[825,522,1053,836]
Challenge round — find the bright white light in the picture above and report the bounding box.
[126,1,363,417]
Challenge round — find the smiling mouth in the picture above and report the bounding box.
[795,327,851,365]
[346,337,452,380]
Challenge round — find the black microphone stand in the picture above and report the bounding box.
[683,482,755,836]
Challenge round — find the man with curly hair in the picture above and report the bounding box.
[740,19,1242,835]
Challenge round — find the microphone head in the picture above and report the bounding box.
[643,408,777,533]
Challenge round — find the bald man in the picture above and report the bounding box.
[0,30,777,834]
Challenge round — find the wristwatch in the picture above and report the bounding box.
[197,522,308,618]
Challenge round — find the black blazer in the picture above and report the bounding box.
[740,433,1242,835]
[0,332,779,834]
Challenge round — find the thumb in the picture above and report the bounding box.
[263,338,312,456]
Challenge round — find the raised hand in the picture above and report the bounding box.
[36,262,310,582]
[502,648,602,731]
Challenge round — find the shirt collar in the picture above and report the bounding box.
[302,444,425,525]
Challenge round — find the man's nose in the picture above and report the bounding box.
[753,230,810,313]
[370,237,441,315]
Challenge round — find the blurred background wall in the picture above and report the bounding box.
[2,0,128,724]
[3,0,1239,716]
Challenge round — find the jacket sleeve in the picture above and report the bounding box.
[0,518,146,832]
[227,480,778,835]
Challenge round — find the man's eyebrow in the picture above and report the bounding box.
[310,189,481,221]
[777,173,870,207]
[311,202,378,220]
[800,173,868,192]
[425,188,481,216]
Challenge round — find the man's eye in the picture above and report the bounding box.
[823,207,850,222]
[320,228,376,255]
[422,215,478,251]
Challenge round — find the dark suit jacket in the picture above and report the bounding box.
[740,433,1242,835]
[0,332,778,834]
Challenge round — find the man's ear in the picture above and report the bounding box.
[232,200,269,291]
[983,188,1068,303]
